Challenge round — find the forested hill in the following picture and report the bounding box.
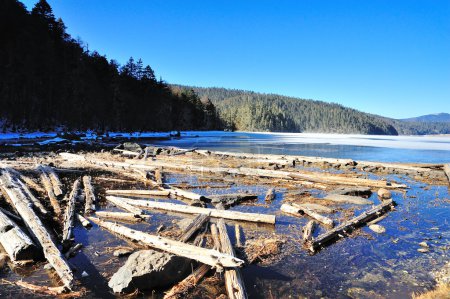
[0,0,220,132]
[174,86,450,135]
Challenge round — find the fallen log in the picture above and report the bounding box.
[0,208,36,261]
[2,280,83,297]
[291,202,333,214]
[95,211,150,222]
[38,167,62,216]
[121,197,276,224]
[77,213,92,228]
[8,169,45,194]
[302,220,316,242]
[62,179,80,244]
[216,219,247,299]
[16,179,49,216]
[235,224,243,248]
[444,164,450,186]
[106,189,171,197]
[179,213,210,243]
[0,207,22,223]
[169,148,198,156]
[106,196,144,215]
[281,203,334,227]
[265,188,275,202]
[155,168,163,185]
[323,194,373,205]
[64,243,82,259]
[163,264,211,299]
[0,170,73,289]
[309,199,396,252]
[46,166,64,197]
[209,193,257,208]
[112,148,141,157]
[88,217,244,268]
[83,176,96,213]
[167,186,206,201]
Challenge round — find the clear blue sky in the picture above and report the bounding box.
[22,0,450,119]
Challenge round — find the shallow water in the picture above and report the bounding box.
[0,133,449,298]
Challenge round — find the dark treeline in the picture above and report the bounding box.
[0,0,221,132]
[177,86,450,135]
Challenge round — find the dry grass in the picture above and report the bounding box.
[413,284,450,299]
[244,237,285,265]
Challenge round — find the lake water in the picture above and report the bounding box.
[151,131,450,164]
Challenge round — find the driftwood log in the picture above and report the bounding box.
[106,189,171,197]
[105,196,144,215]
[94,211,150,222]
[265,188,275,202]
[216,219,247,299]
[88,217,244,268]
[0,170,74,289]
[77,213,92,228]
[179,213,210,243]
[302,220,317,242]
[0,208,36,261]
[281,203,333,227]
[83,176,96,213]
[120,197,276,224]
[62,179,80,244]
[38,167,62,216]
[444,164,450,186]
[309,199,396,252]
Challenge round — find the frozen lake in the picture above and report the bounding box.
[151,131,450,163]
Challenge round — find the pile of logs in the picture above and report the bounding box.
[0,144,447,298]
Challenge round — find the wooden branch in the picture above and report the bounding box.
[235,224,243,248]
[179,213,210,243]
[6,280,83,297]
[62,179,80,244]
[0,208,36,261]
[88,217,244,268]
[281,203,333,227]
[105,196,144,215]
[264,188,275,202]
[77,213,92,228]
[82,176,96,213]
[302,220,316,242]
[167,186,206,201]
[105,189,171,197]
[0,170,73,289]
[216,219,247,299]
[154,168,163,185]
[46,166,64,197]
[309,199,396,252]
[120,197,276,224]
[94,211,150,222]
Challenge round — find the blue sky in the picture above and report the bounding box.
[22,0,450,119]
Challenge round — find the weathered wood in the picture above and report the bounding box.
[8,169,45,194]
[444,164,450,186]
[88,217,244,268]
[105,196,144,215]
[5,280,83,297]
[264,188,275,202]
[64,243,82,259]
[95,211,150,222]
[0,170,73,289]
[154,168,164,185]
[209,193,257,208]
[0,207,22,222]
[164,264,211,299]
[121,197,276,224]
[210,223,221,251]
[323,194,373,205]
[83,176,96,213]
[16,179,49,216]
[281,203,333,227]
[77,213,92,228]
[309,199,396,252]
[291,202,333,214]
[302,220,316,242]
[0,208,36,261]
[46,166,64,197]
[167,186,206,201]
[38,167,62,216]
[62,179,80,244]
[105,189,171,197]
[216,219,247,299]
[112,148,141,157]
[235,224,243,248]
[179,213,210,243]
[168,148,197,156]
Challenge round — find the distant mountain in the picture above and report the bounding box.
[401,113,450,123]
[172,85,450,135]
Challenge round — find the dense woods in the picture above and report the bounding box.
[0,0,220,132]
[179,86,450,135]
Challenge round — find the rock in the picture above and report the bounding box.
[418,248,429,253]
[122,142,142,152]
[108,250,191,293]
[81,271,89,277]
[324,194,373,205]
[347,287,384,299]
[377,188,392,200]
[369,224,386,234]
[0,253,7,269]
[330,186,372,197]
[113,247,134,257]
[419,241,429,248]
